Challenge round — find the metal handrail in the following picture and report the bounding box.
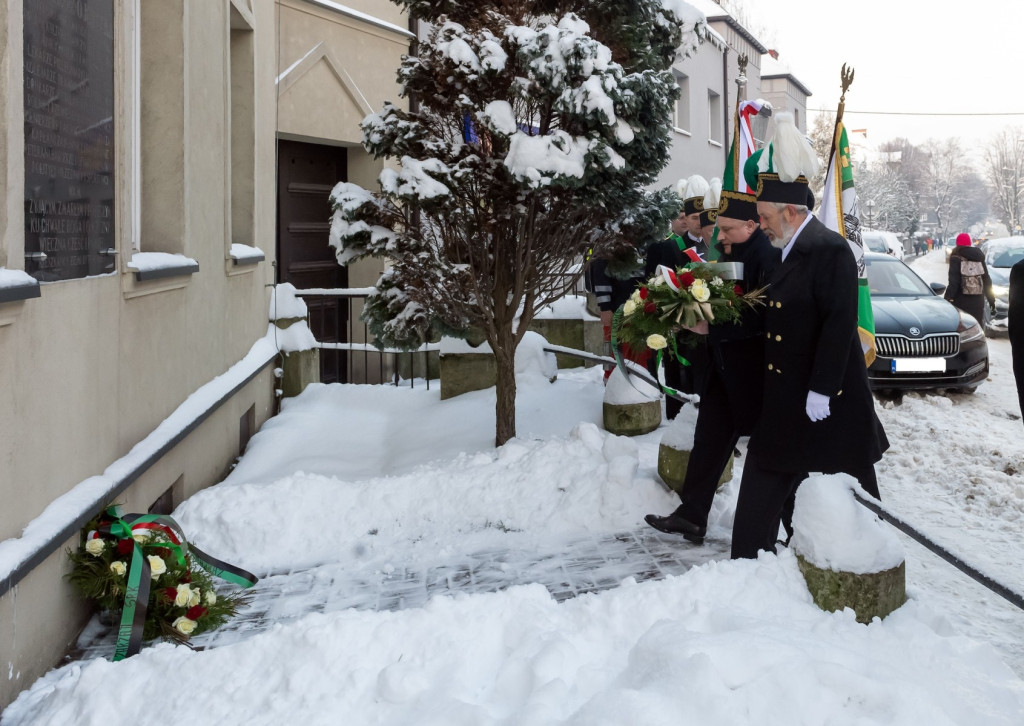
[293,287,437,388]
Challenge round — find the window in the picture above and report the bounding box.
[674,73,690,133]
[228,0,256,255]
[708,90,722,145]
[23,0,116,281]
[794,108,800,130]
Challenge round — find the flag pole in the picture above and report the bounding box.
[827,64,855,171]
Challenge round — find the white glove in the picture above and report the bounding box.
[805,390,831,422]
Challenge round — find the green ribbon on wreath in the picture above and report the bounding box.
[95,505,258,661]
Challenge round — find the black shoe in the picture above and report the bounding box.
[644,511,706,543]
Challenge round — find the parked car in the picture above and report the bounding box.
[943,235,959,262]
[983,236,1024,331]
[864,252,988,394]
[862,230,904,260]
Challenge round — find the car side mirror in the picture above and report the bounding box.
[930,281,946,294]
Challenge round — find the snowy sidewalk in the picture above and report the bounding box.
[70,528,728,660]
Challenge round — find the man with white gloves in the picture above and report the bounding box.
[730,113,889,560]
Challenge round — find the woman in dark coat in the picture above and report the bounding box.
[945,233,996,325]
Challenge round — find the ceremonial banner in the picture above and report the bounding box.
[818,121,876,366]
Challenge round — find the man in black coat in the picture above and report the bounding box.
[731,115,889,559]
[645,189,780,541]
[1009,258,1024,422]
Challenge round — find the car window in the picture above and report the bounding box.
[989,248,1024,268]
[862,234,888,253]
[864,256,933,295]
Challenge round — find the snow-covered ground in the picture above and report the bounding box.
[5,248,1024,724]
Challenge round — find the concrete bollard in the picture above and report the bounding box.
[791,474,906,623]
[602,367,661,436]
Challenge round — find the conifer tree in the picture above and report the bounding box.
[330,0,707,445]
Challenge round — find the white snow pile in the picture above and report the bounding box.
[603,366,659,405]
[269,282,308,321]
[0,268,36,288]
[791,474,905,574]
[328,182,397,265]
[659,402,698,451]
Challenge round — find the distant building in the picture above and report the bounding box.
[760,52,812,134]
[658,0,770,190]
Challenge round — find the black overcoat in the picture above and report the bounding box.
[1009,259,1024,422]
[750,216,888,473]
[706,227,779,432]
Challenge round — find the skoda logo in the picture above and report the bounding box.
[909,326,921,336]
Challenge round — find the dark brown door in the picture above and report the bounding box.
[276,139,349,382]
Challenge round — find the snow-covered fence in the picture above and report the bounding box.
[292,287,439,388]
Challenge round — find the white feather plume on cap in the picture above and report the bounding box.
[683,174,710,201]
[704,177,722,210]
[675,177,688,198]
[768,111,820,183]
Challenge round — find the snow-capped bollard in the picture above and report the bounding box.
[271,283,320,397]
[602,367,661,436]
[791,474,906,624]
[655,406,731,493]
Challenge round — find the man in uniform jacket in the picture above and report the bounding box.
[645,189,780,541]
[731,114,889,560]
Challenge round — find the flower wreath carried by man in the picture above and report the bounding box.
[613,262,767,381]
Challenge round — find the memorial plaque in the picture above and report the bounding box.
[24,0,115,282]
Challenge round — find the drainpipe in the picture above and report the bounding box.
[721,47,730,167]
[408,15,420,115]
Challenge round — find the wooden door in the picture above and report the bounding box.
[276,139,349,382]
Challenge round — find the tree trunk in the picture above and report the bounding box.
[493,323,517,447]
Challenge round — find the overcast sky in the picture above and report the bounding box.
[745,0,1023,161]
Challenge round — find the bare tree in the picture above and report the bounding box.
[857,164,917,235]
[808,111,834,206]
[919,138,977,239]
[982,126,1024,235]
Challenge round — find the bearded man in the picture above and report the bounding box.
[730,113,889,560]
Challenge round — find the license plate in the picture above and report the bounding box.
[891,357,946,373]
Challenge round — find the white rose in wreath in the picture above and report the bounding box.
[172,616,197,635]
[646,334,668,350]
[690,279,711,302]
[85,538,105,557]
[174,583,192,607]
[147,555,167,579]
[623,299,637,315]
[205,590,217,606]
[132,530,150,544]
[109,561,127,577]
[188,588,201,607]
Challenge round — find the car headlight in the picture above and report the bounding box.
[958,314,985,343]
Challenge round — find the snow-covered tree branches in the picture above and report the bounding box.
[329,0,706,444]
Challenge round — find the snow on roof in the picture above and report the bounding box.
[685,0,768,54]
